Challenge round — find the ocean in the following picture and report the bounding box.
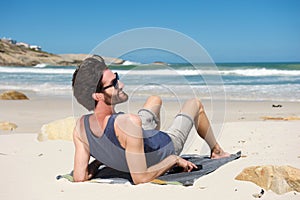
[0,62,300,102]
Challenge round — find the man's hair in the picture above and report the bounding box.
[72,55,107,111]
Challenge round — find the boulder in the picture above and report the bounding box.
[37,117,76,141]
[0,90,29,100]
[235,165,300,194]
[0,121,17,131]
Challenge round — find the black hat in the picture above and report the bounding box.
[72,55,107,111]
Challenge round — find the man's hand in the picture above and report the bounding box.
[87,160,102,180]
[175,157,198,172]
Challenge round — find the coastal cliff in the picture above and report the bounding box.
[0,40,124,66]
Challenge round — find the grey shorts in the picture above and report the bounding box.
[138,109,194,155]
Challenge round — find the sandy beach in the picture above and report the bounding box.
[0,92,299,200]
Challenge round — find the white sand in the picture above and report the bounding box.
[0,94,299,200]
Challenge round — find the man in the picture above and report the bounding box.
[72,55,229,184]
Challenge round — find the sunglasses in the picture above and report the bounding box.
[103,72,119,90]
[96,72,119,93]
[95,72,119,107]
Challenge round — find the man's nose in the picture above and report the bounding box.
[118,80,125,89]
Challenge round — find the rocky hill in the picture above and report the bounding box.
[0,40,124,66]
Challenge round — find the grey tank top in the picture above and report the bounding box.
[84,113,175,173]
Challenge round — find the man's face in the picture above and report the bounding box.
[101,69,128,105]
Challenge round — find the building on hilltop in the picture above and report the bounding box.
[1,37,42,51]
[29,45,42,51]
[16,42,30,48]
[0,37,17,44]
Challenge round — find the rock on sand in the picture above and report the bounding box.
[235,165,300,194]
[0,90,29,100]
[37,117,76,141]
[0,121,17,131]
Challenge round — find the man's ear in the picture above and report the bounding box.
[92,93,104,102]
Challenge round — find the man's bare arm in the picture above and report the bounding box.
[126,136,196,184]
[73,118,90,182]
[117,114,197,184]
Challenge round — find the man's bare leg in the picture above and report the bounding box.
[179,98,230,159]
[141,96,162,130]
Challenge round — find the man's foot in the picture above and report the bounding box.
[210,144,230,159]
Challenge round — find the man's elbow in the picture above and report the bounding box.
[73,174,87,182]
[73,177,85,182]
[133,179,147,185]
[132,176,152,185]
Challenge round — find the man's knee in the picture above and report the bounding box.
[147,95,162,105]
[186,98,204,112]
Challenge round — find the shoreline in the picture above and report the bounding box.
[1,92,299,134]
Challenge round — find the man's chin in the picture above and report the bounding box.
[112,92,128,105]
[120,92,129,102]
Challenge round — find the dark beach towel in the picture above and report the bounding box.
[57,151,241,186]
[158,151,241,186]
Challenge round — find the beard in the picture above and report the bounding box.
[103,89,128,105]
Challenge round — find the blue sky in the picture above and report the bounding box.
[1,0,300,63]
